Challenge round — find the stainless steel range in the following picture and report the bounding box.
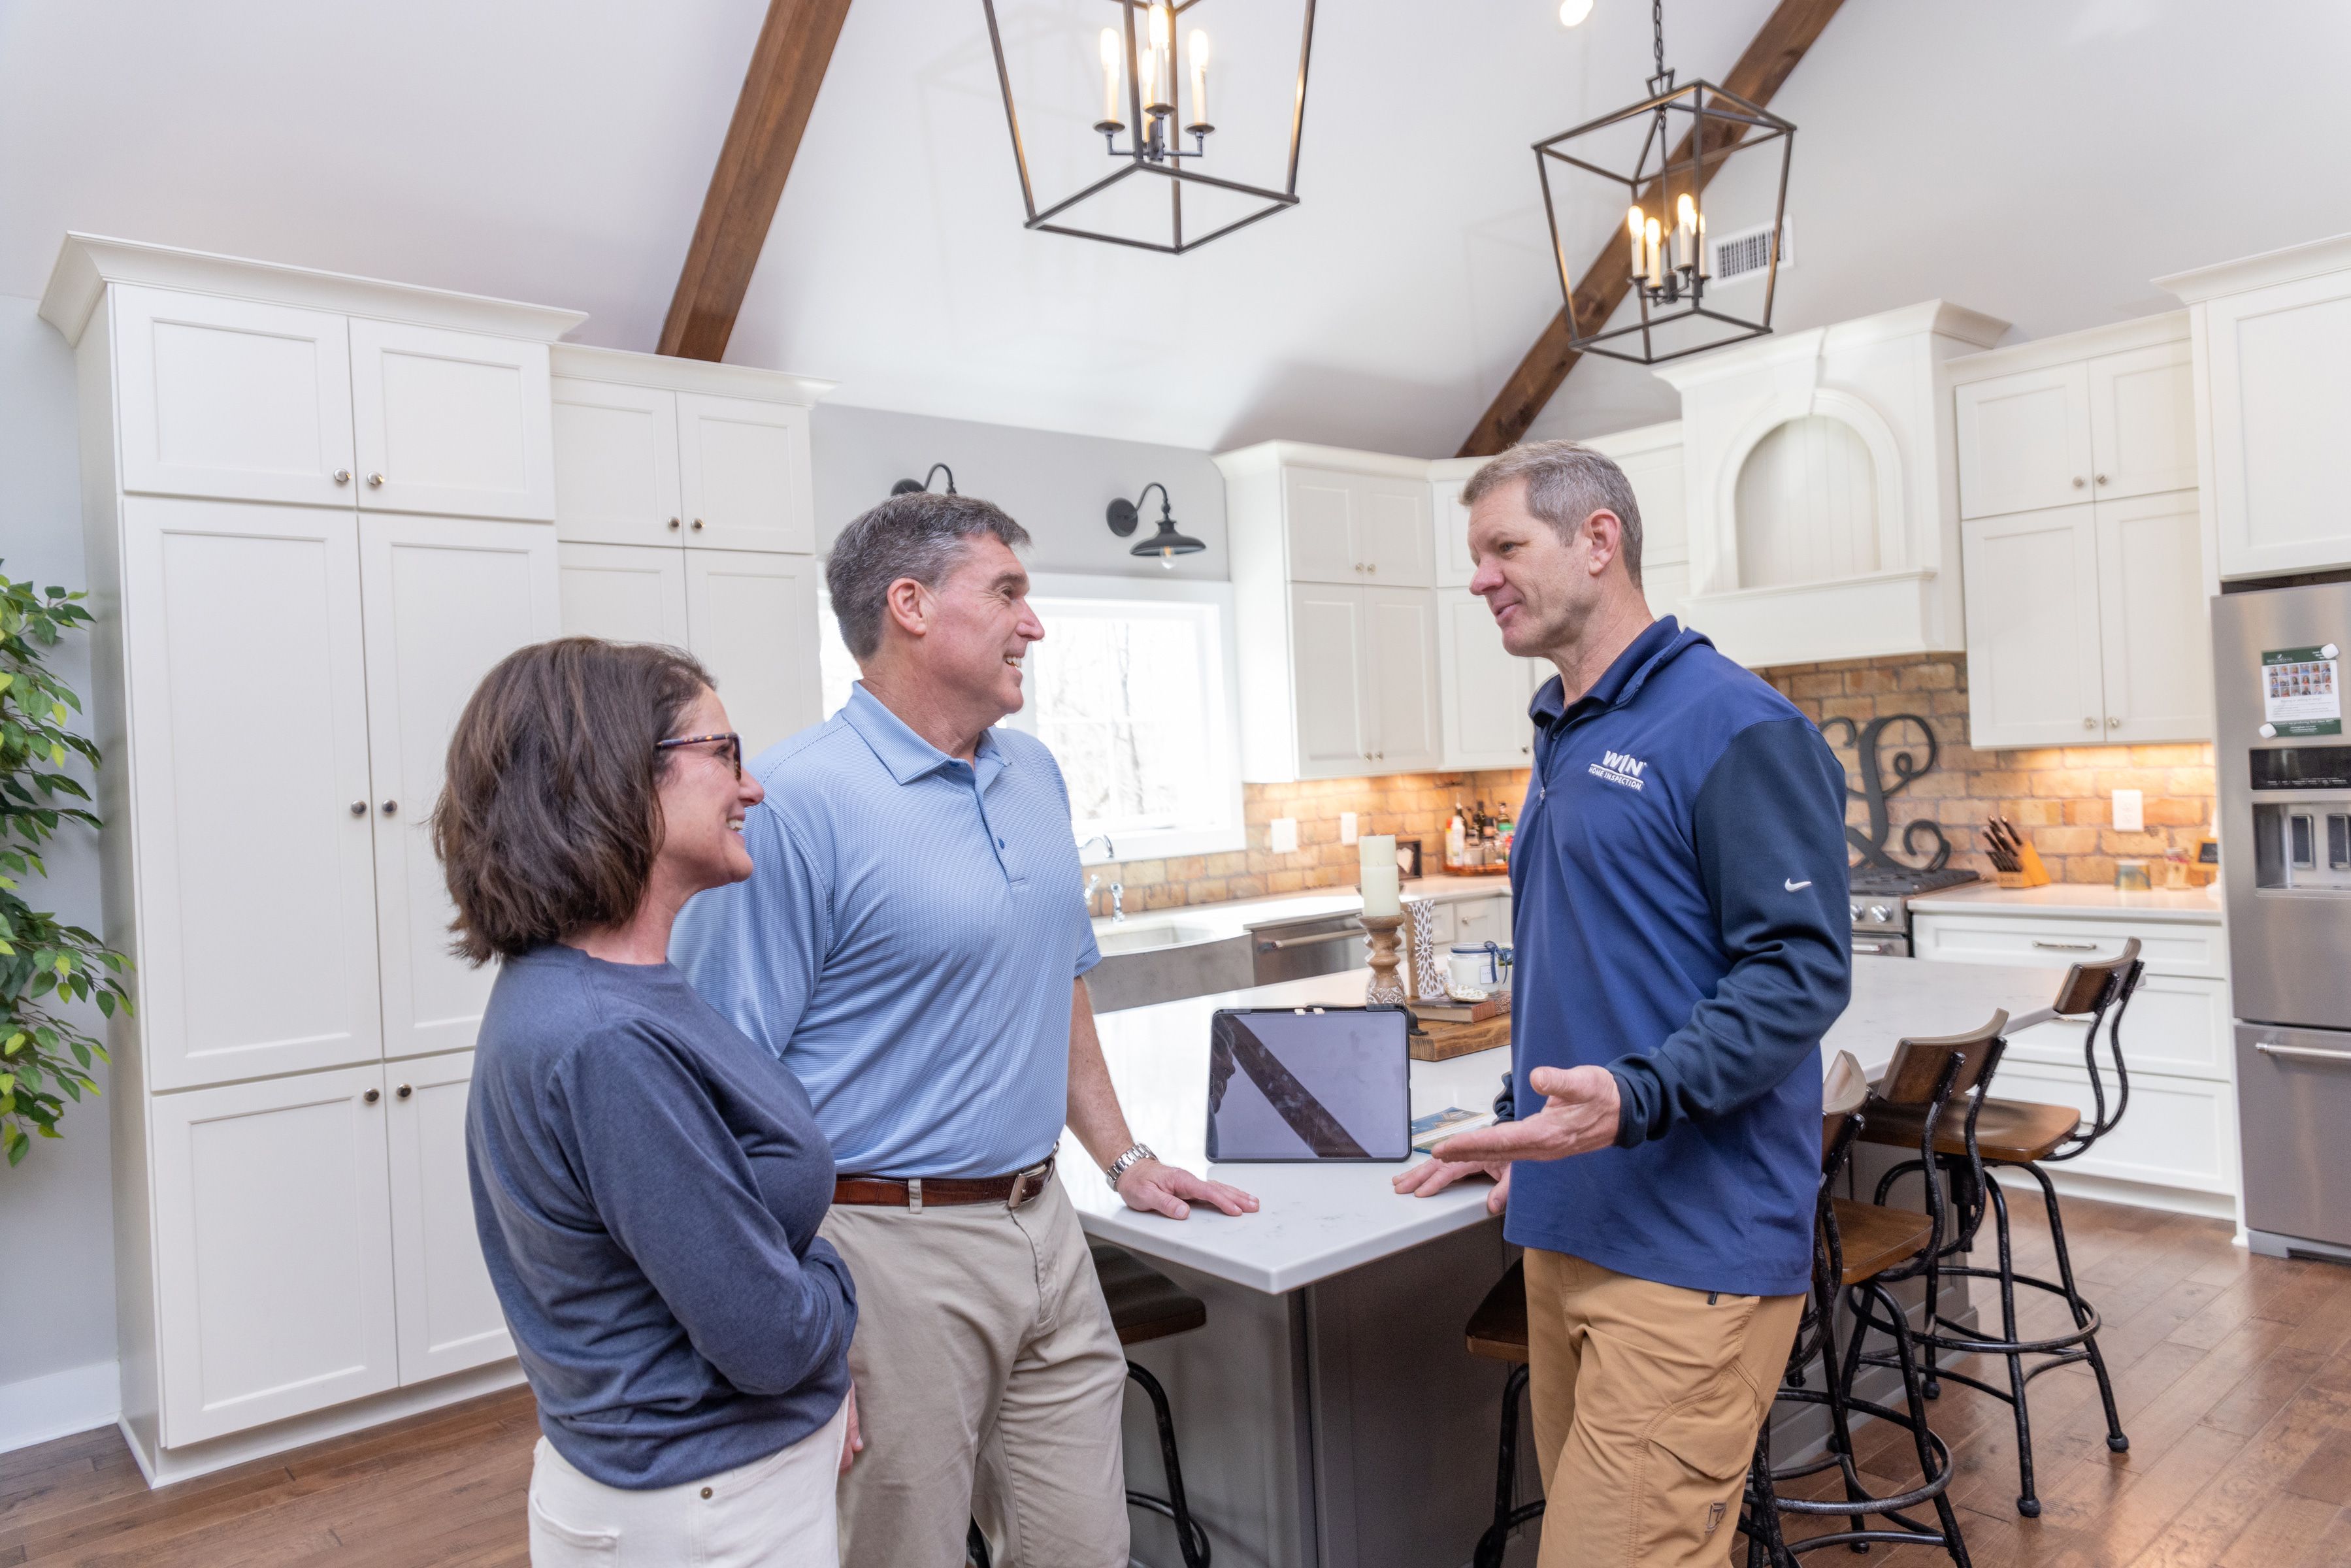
[1848,866,1981,956]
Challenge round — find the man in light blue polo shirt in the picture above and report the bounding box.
[672,491,1255,1568]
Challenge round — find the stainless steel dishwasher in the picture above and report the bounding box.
[1249,909,1368,986]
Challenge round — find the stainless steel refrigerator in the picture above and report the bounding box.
[2214,581,2351,1261]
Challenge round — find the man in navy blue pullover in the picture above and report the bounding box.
[1396,440,1852,1568]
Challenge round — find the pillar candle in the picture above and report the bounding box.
[1358,834,1400,917]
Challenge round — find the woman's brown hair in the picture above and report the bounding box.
[433,638,713,964]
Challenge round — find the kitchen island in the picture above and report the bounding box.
[1062,956,2063,1568]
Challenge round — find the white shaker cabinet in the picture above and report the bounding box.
[348,319,555,521]
[1955,335,2193,521]
[121,497,384,1092]
[2094,491,2213,743]
[1955,364,2094,519]
[361,516,561,1060]
[387,1051,513,1384]
[151,1066,401,1446]
[1364,587,1441,771]
[686,549,823,755]
[1288,583,1373,774]
[678,393,815,555]
[1280,464,1433,587]
[1959,506,2106,749]
[110,287,358,508]
[1438,595,1538,769]
[1265,582,1441,779]
[557,540,692,645]
[551,378,683,547]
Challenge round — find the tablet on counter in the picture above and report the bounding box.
[1205,1005,1411,1163]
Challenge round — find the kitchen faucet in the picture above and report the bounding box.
[1083,874,1126,923]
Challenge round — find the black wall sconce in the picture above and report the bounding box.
[890,463,957,497]
[1107,482,1206,570]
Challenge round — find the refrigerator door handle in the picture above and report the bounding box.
[2254,1039,2351,1065]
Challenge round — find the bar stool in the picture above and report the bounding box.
[1462,1257,1542,1568]
[1854,941,2144,1517]
[1743,1020,2006,1567]
[966,1245,1214,1568]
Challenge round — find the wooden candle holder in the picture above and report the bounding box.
[1360,914,1407,1005]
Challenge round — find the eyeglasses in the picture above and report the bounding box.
[654,731,743,779]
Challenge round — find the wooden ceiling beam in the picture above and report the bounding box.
[1456,0,1847,458]
[659,0,855,361]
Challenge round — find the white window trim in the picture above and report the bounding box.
[1005,571,1247,862]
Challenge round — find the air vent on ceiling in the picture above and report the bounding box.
[1707,218,1794,286]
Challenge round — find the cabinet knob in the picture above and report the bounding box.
[367,472,385,487]
[2071,476,2085,489]
[381,800,399,815]
[2082,717,2096,729]
[363,1088,380,1104]
[333,469,352,485]
[396,1083,412,1100]
[2095,474,2109,485]
[350,800,367,816]
[668,517,682,531]
[2107,715,2122,729]
[691,519,704,531]
[1367,563,1377,574]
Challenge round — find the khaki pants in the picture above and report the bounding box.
[1524,1249,1803,1568]
[819,1177,1129,1568]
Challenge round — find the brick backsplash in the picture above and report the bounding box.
[1759,651,2215,886]
[1082,769,1533,915]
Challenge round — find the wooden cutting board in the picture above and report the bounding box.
[1409,1012,1514,1062]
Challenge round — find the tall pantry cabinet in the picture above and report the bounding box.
[39,237,577,1481]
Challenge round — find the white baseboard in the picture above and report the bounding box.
[1990,1166,2237,1224]
[0,1360,121,1456]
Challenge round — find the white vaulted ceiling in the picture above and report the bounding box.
[0,0,1783,455]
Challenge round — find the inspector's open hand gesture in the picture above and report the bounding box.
[1390,1065,1622,1215]
[1117,1158,1260,1221]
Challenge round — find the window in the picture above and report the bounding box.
[816,573,1245,860]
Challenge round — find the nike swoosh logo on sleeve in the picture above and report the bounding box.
[1785,879,1812,892]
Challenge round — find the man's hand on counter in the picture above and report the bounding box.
[1432,1066,1622,1166]
[1117,1158,1260,1220]
[1392,1156,1511,1215]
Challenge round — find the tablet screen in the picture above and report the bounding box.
[1205,1007,1411,1162]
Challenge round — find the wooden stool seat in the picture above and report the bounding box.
[1830,1197,1935,1287]
[1465,1258,1530,1363]
[1861,1096,2082,1164]
[1090,1243,1207,1347]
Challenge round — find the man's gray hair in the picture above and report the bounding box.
[1459,440,1644,588]
[825,491,1033,661]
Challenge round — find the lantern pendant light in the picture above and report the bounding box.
[1533,0,1795,365]
[981,0,1318,255]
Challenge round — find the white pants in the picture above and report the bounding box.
[527,1397,848,1567]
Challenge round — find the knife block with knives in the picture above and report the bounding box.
[1984,815,2052,888]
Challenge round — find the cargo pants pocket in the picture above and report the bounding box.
[1637,1372,1765,1565]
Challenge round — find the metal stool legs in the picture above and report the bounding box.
[1472,1361,1546,1568]
[1124,1360,1211,1568]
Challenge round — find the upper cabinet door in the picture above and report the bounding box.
[676,393,814,553]
[557,540,691,647]
[685,549,821,757]
[386,1049,514,1384]
[1355,478,1434,586]
[1961,505,2106,749]
[2097,491,2214,744]
[359,515,561,1060]
[1289,583,1371,776]
[1283,468,1366,585]
[1439,595,1534,769]
[551,378,682,546]
[1613,442,1689,563]
[111,287,357,506]
[2201,272,2351,579]
[151,1065,399,1446]
[122,497,382,1091]
[1364,587,1442,771]
[350,321,555,521]
[1430,473,1476,589]
[1955,363,2093,519]
[2086,340,2197,502]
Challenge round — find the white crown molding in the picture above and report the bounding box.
[1944,310,2188,387]
[1211,439,1438,482]
[37,233,587,347]
[1655,301,2010,391]
[551,342,835,404]
[2158,231,2351,305]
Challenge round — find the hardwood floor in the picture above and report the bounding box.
[4,1192,2350,1566]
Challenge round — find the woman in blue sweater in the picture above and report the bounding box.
[435,638,859,1566]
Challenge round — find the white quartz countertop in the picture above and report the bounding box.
[1088,872,1515,945]
[1062,955,2061,1294]
[1907,883,2222,924]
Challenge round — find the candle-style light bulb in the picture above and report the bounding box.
[1150,3,1173,110]
[1627,204,1645,282]
[1099,27,1122,127]
[1188,29,1210,130]
[1645,217,1663,286]
[1675,193,1698,272]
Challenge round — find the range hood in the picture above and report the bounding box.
[1654,301,2008,669]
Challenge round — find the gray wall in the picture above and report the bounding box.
[811,402,1228,582]
[0,293,119,1402]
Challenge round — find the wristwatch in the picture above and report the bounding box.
[1104,1143,1157,1191]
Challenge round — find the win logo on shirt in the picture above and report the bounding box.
[1588,749,1648,791]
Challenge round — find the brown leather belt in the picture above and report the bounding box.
[832,1155,1056,1212]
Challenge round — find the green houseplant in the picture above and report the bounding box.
[0,567,132,1166]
